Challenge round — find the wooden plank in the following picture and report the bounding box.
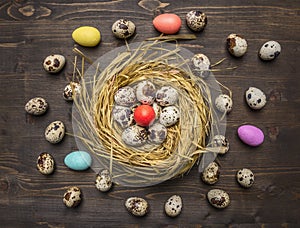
[0,0,300,227]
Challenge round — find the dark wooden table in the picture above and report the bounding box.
[1,0,300,227]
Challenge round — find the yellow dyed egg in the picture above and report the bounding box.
[72,26,101,47]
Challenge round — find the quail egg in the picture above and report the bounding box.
[25,97,48,115]
[43,54,66,73]
[95,169,113,192]
[112,19,136,39]
[63,186,82,208]
[155,86,179,106]
[125,197,149,217]
[44,120,65,144]
[207,189,230,209]
[186,10,207,32]
[164,195,182,217]
[112,105,135,128]
[227,33,248,57]
[212,134,229,154]
[258,40,281,61]
[236,168,254,188]
[122,125,148,147]
[36,152,55,175]
[63,82,81,101]
[135,80,156,105]
[114,86,137,106]
[191,53,211,78]
[159,106,180,127]
[215,94,233,114]
[148,122,167,144]
[245,87,267,110]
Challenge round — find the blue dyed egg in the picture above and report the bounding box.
[64,151,92,171]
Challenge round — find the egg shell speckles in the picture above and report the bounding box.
[212,135,229,154]
[136,81,156,105]
[259,40,281,61]
[95,169,113,192]
[125,197,149,217]
[114,86,137,107]
[237,124,264,147]
[155,86,179,106]
[201,162,220,185]
[159,106,180,127]
[215,94,233,114]
[25,97,48,115]
[148,122,167,144]
[63,82,81,101]
[63,186,82,208]
[112,19,136,39]
[207,189,230,209]
[236,168,255,188]
[36,152,55,175]
[43,54,66,73]
[186,10,207,32]
[72,26,101,47]
[44,120,65,144]
[153,13,182,34]
[113,105,135,128]
[245,87,267,110]
[164,195,182,217]
[227,34,248,57]
[64,151,92,171]
[122,125,148,147]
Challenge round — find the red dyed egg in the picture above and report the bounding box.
[153,13,182,34]
[134,105,156,127]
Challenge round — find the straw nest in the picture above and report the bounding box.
[73,41,216,187]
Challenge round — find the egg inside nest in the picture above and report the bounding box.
[112,80,180,149]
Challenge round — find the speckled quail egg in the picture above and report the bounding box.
[236,168,254,188]
[227,34,248,57]
[201,161,220,185]
[259,40,281,61]
[148,122,167,144]
[114,86,137,106]
[245,87,267,110]
[125,197,149,217]
[112,19,136,39]
[63,82,81,101]
[122,125,148,147]
[135,80,156,105]
[215,94,233,114]
[43,54,66,73]
[159,106,180,127]
[207,189,230,209]
[44,120,65,144]
[112,105,135,128]
[164,195,182,217]
[25,97,48,115]
[95,169,113,192]
[36,152,55,175]
[191,53,211,78]
[212,134,229,155]
[155,86,179,106]
[186,10,207,32]
[63,186,82,208]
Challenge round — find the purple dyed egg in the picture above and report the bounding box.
[237,125,264,146]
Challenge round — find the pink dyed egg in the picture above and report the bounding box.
[153,13,182,34]
[237,125,264,147]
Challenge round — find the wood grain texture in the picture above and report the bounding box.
[1,0,300,227]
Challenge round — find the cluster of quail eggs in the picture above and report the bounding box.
[113,80,180,147]
[124,194,183,217]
